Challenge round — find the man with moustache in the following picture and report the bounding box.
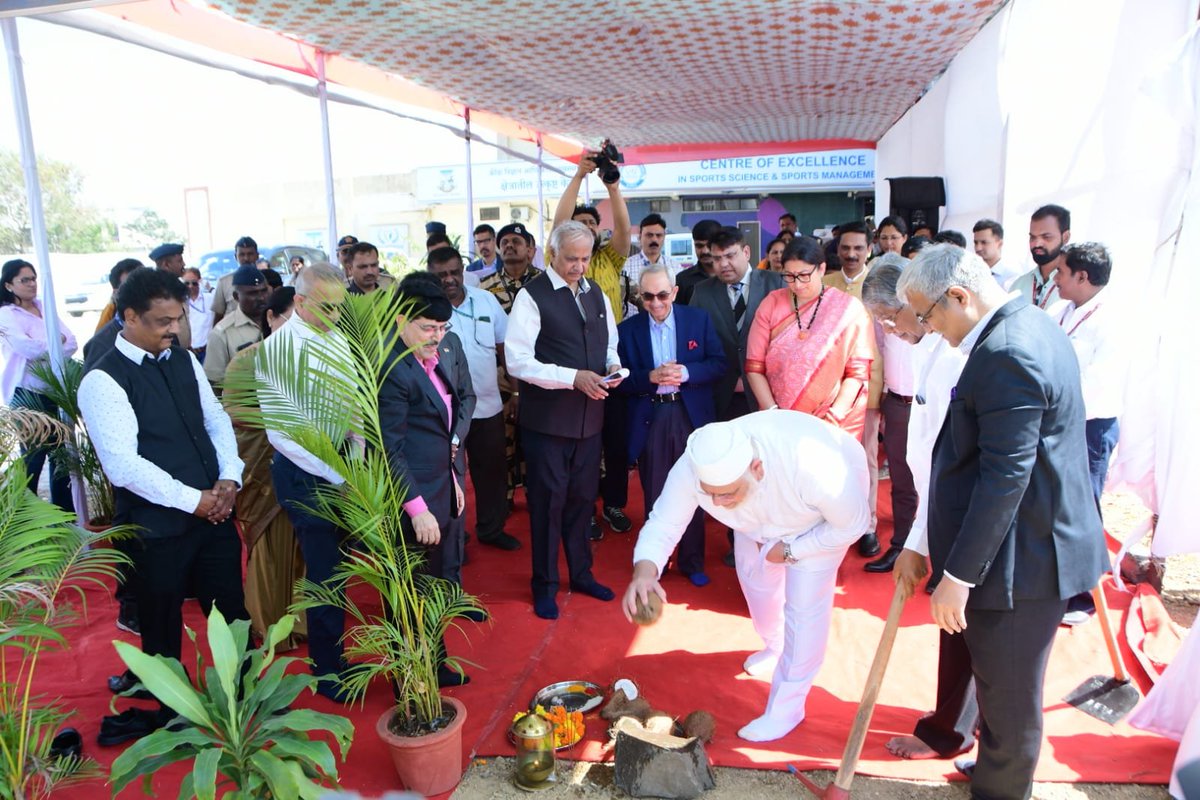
[204,265,269,387]
[335,234,358,279]
[428,246,519,551]
[778,213,798,236]
[675,219,722,305]
[467,224,500,279]
[1012,204,1071,312]
[346,241,395,295]
[149,243,193,350]
[507,221,626,619]
[480,223,543,313]
[212,236,261,324]
[824,221,884,558]
[80,267,247,742]
[896,243,1105,798]
[861,259,978,764]
[621,213,676,316]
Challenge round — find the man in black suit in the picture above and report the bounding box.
[687,227,784,422]
[897,244,1107,800]
[617,264,725,585]
[380,272,477,685]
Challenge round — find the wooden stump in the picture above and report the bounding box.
[612,716,715,799]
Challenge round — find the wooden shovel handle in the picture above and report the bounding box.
[833,581,908,791]
[1092,583,1129,682]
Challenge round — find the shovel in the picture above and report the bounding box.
[790,581,908,799]
[1062,581,1141,724]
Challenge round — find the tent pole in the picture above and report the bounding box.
[464,107,475,254]
[537,133,546,244]
[316,49,337,256]
[3,17,86,522]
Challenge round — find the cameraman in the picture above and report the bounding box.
[551,146,634,537]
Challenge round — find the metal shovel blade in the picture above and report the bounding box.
[1063,675,1141,724]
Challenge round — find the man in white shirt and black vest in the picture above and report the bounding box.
[79,267,247,743]
[507,221,626,620]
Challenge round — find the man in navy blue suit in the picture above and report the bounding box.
[617,264,726,585]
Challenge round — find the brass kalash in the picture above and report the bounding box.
[510,711,556,790]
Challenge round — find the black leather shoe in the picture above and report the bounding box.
[97,708,169,747]
[857,532,881,557]
[108,670,154,701]
[588,517,603,541]
[115,602,139,635]
[49,728,82,760]
[478,531,521,551]
[437,664,471,687]
[865,546,902,573]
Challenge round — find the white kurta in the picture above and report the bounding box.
[633,410,870,735]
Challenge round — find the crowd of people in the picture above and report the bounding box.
[0,142,1129,798]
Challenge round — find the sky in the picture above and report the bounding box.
[0,14,485,236]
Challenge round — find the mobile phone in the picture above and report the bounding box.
[600,368,630,384]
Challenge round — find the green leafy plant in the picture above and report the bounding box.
[20,360,114,526]
[0,452,131,800]
[109,608,353,799]
[222,288,484,736]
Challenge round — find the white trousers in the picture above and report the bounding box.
[734,532,846,723]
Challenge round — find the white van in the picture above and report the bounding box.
[664,233,695,268]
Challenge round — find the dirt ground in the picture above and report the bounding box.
[452,490,1196,800]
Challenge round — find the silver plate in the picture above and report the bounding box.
[530,681,604,714]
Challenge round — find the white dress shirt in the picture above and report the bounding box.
[880,332,917,397]
[187,290,215,349]
[78,333,243,514]
[1056,292,1124,420]
[902,333,967,557]
[259,314,356,486]
[506,268,620,389]
[989,257,1025,290]
[450,285,508,419]
[0,299,79,403]
[632,410,871,574]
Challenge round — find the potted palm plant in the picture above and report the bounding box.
[24,359,115,528]
[0,412,131,800]
[222,287,484,796]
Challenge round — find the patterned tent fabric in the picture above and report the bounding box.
[205,0,1007,147]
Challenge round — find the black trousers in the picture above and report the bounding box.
[880,393,918,549]
[913,628,979,756]
[639,401,706,575]
[465,411,509,542]
[962,598,1067,800]
[271,453,345,677]
[523,428,601,599]
[12,388,74,514]
[130,519,247,662]
[600,393,629,509]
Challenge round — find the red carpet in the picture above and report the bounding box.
[41,477,1174,798]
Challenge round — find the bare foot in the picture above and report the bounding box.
[885,735,941,759]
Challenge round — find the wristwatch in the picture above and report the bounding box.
[782,542,799,565]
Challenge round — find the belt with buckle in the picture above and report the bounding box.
[885,389,913,405]
[650,393,681,404]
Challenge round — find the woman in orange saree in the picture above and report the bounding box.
[745,238,874,439]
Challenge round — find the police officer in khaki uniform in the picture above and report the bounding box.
[204,265,269,387]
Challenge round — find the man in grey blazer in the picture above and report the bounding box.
[897,244,1106,800]
[687,227,784,421]
[380,272,478,685]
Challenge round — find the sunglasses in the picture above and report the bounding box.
[640,290,672,303]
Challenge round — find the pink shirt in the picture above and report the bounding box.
[401,351,453,517]
[0,299,78,404]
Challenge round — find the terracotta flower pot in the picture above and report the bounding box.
[376,696,467,795]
